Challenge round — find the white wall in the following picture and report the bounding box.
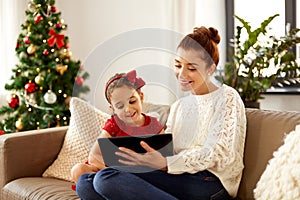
[55,0,226,112]
[261,94,300,112]
[195,0,226,71]
[56,0,175,113]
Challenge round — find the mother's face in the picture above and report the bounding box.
[174,48,214,95]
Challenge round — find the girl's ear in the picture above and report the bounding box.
[109,105,114,114]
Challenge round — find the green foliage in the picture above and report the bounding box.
[217,14,300,103]
[0,0,89,133]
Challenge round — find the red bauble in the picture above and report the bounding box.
[43,49,49,55]
[0,130,4,135]
[55,23,62,29]
[6,94,19,108]
[25,82,36,93]
[34,15,43,24]
[23,36,30,44]
[16,41,20,49]
[75,77,84,86]
[51,6,57,12]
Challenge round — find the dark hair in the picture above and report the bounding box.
[105,73,143,103]
[177,26,220,67]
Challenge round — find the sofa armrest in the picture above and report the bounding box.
[0,126,68,189]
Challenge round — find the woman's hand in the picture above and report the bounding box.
[115,141,168,171]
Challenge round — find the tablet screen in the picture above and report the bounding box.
[98,134,173,166]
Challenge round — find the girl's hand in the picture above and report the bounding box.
[115,141,168,171]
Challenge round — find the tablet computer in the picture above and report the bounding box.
[98,134,173,167]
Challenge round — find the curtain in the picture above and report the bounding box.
[0,0,26,107]
[0,0,26,121]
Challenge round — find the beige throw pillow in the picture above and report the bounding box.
[254,125,300,200]
[42,97,110,182]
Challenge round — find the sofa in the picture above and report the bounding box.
[1,107,300,200]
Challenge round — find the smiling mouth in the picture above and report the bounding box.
[126,112,136,118]
[179,80,192,86]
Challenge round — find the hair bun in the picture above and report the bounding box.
[208,27,220,44]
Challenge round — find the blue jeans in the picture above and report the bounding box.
[76,166,231,200]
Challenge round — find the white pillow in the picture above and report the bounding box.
[42,97,110,182]
[254,125,300,200]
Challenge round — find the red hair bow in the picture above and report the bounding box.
[104,70,145,102]
[125,70,145,89]
[47,29,65,49]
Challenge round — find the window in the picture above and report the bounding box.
[226,0,296,61]
[235,0,285,38]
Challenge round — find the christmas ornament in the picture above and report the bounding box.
[47,29,64,49]
[43,49,49,55]
[51,6,57,12]
[6,94,19,108]
[25,82,36,93]
[27,2,36,12]
[23,36,30,44]
[19,52,28,59]
[34,75,43,84]
[0,130,4,135]
[15,118,24,130]
[55,23,62,29]
[44,90,57,104]
[34,15,43,24]
[16,41,20,49]
[75,77,84,86]
[27,44,36,54]
[56,65,68,75]
[27,24,31,33]
[62,49,72,59]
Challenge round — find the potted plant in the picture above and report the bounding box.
[217,14,300,108]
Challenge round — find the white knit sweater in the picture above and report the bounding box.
[165,84,246,197]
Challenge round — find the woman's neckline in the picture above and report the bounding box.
[190,84,224,97]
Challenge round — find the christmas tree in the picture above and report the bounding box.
[0,0,89,134]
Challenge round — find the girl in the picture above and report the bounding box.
[71,70,164,183]
[76,27,246,200]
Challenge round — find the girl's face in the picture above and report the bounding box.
[110,85,144,126]
[174,48,215,95]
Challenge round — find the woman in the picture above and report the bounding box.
[76,26,246,200]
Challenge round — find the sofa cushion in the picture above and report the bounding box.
[253,125,300,200]
[2,177,79,200]
[237,109,300,199]
[42,97,110,182]
[142,102,170,127]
